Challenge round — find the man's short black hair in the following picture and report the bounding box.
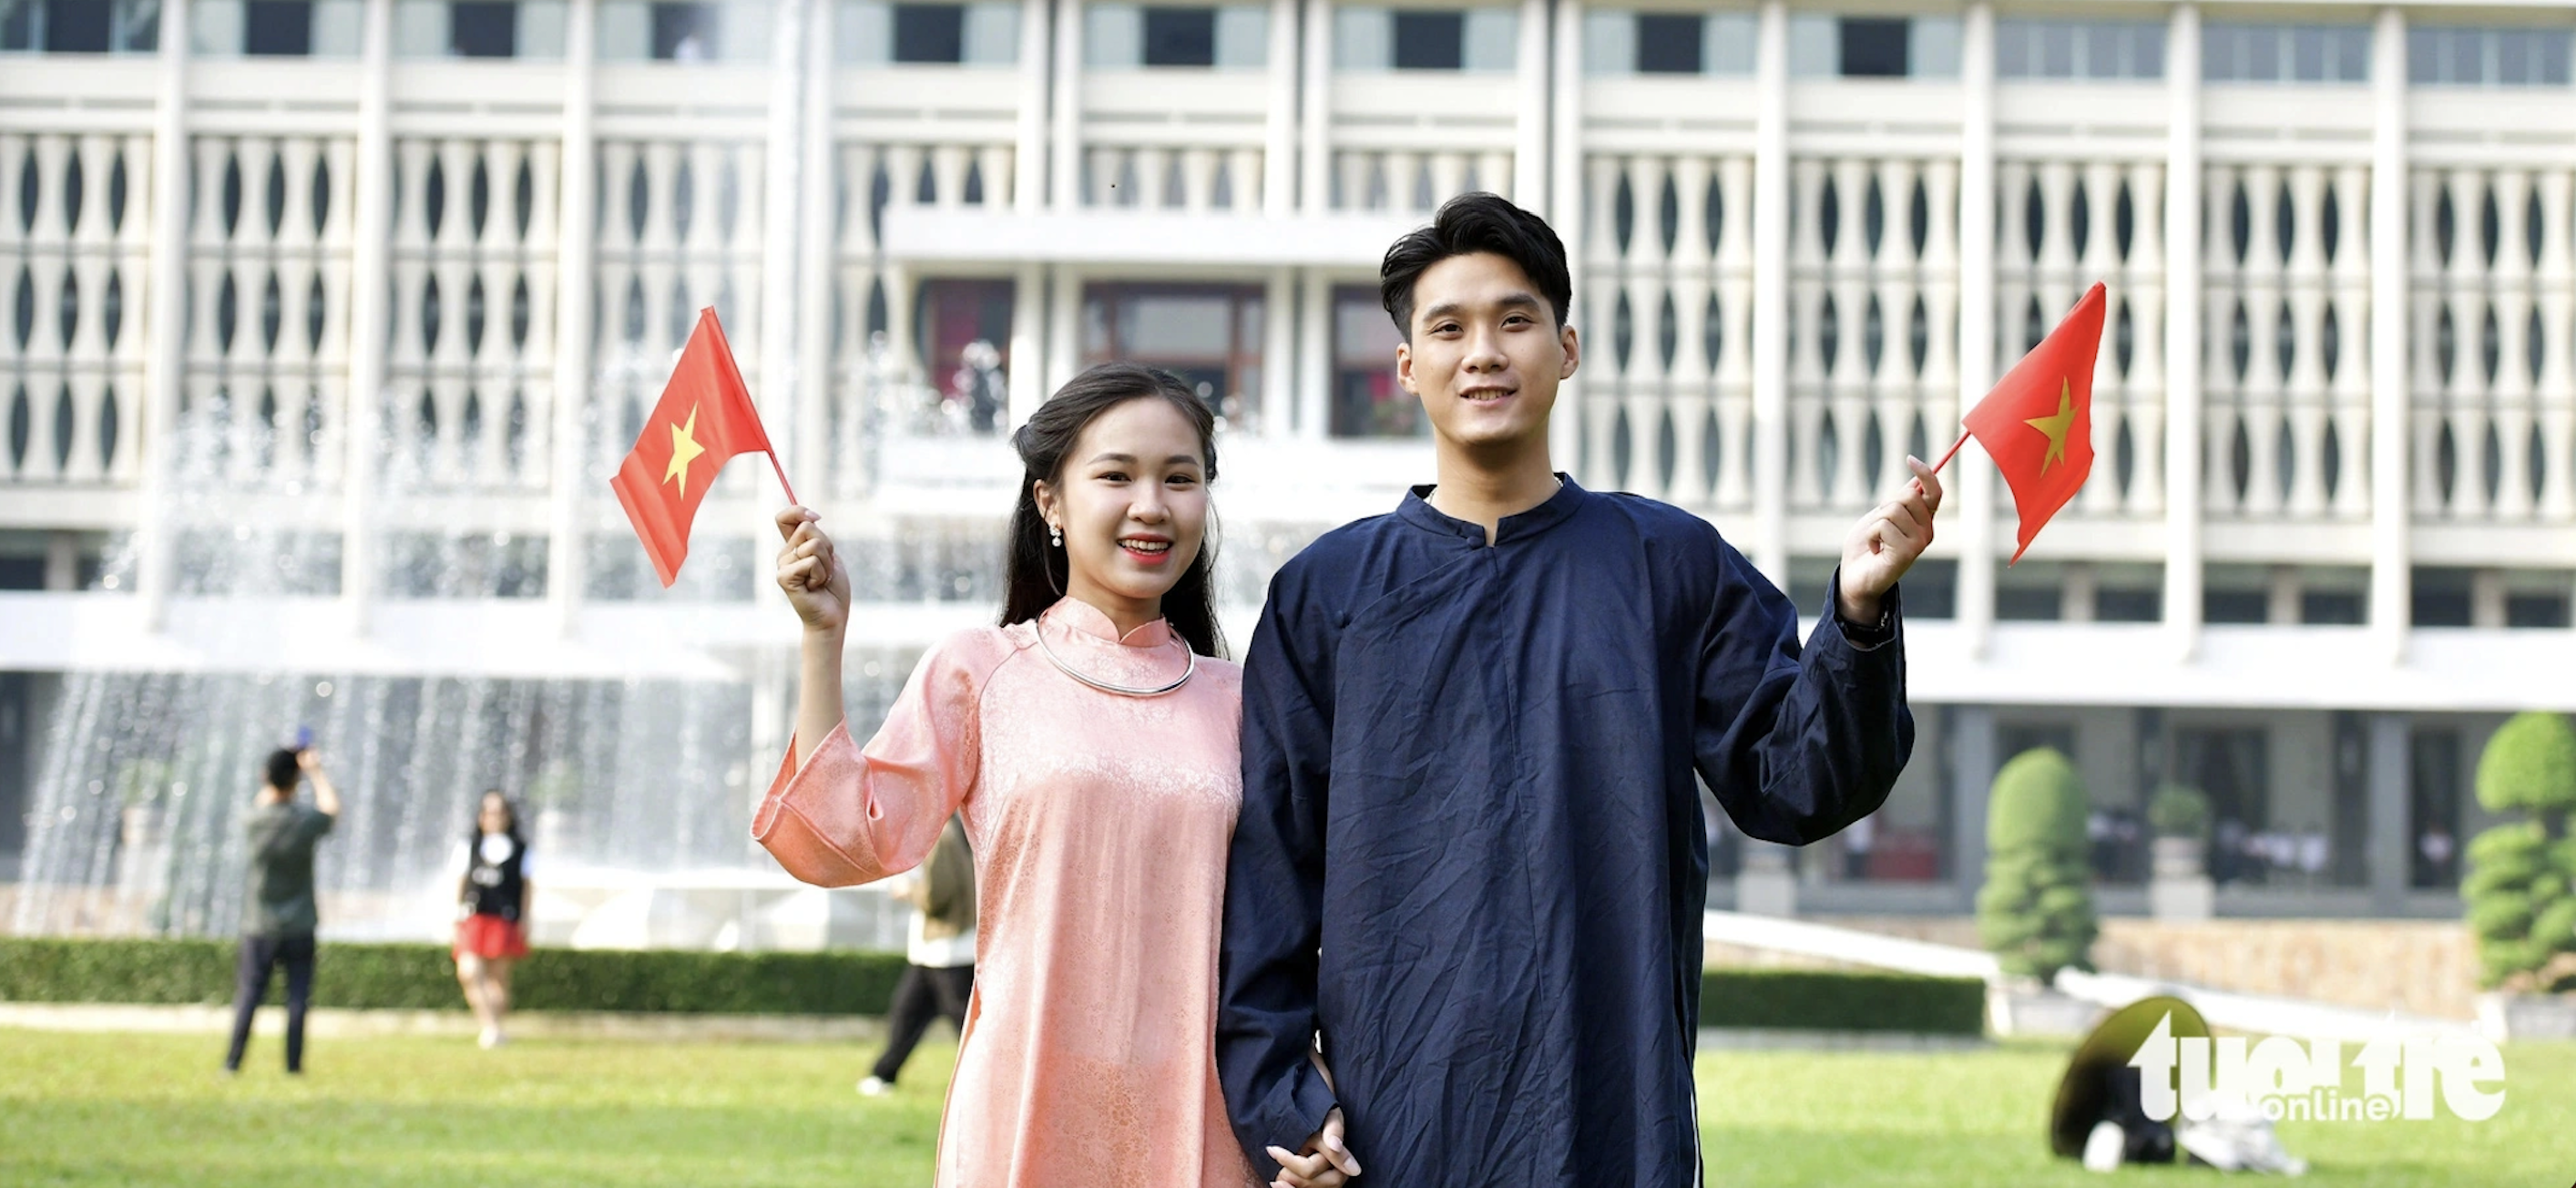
[1378,192,1575,337]
[264,749,302,794]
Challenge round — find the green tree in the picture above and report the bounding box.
[1978,747,2098,983]
[2466,712,2576,990]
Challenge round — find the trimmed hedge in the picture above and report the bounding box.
[1699,968,1986,1036]
[0,938,907,1015]
[2,938,1986,1036]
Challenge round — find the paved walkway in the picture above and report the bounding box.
[1705,910,2482,1042]
[0,1001,889,1043]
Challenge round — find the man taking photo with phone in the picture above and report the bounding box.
[223,744,340,1077]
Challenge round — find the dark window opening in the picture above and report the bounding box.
[1896,558,1955,620]
[1141,6,1215,67]
[2300,590,2366,625]
[1393,9,1463,71]
[1329,285,1416,437]
[1636,13,1702,75]
[2203,589,2269,624]
[451,2,517,57]
[43,0,113,52]
[2410,568,2473,627]
[1997,585,2062,621]
[915,278,1015,434]
[1080,282,1265,427]
[2408,730,2461,889]
[893,3,965,62]
[1999,722,2077,765]
[244,0,313,56]
[2096,588,2161,623]
[2507,593,2572,629]
[650,2,719,60]
[2178,727,2271,883]
[1839,17,1908,77]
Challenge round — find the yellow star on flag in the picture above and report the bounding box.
[2024,380,2075,475]
[663,404,706,488]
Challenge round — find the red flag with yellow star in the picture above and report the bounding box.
[1962,282,2105,564]
[608,308,784,587]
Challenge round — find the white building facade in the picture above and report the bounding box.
[4,0,2574,922]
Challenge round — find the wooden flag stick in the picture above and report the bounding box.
[763,449,800,508]
[1930,428,1972,476]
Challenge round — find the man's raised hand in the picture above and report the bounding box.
[1837,455,1943,625]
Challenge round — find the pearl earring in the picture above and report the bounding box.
[1049,524,1063,548]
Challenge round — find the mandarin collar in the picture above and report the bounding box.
[1044,596,1176,649]
[1395,473,1586,545]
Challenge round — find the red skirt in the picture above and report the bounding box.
[454,914,529,961]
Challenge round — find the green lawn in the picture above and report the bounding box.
[0,1029,2566,1186]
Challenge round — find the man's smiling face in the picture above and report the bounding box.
[1395,251,1579,454]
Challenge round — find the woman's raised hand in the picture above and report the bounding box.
[774,506,852,636]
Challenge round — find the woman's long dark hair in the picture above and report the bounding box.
[470,789,524,849]
[1001,364,1224,658]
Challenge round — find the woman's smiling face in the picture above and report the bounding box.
[1034,396,1210,627]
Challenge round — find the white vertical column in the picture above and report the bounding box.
[1956,3,1997,656]
[1047,265,1081,392]
[1299,0,1331,212]
[760,0,809,515]
[1298,270,1331,438]
[1750,0,1789,586]
[1512,0,1549,212]
[1009,262,1048,425]
[2369,6,2411,662]
[341,0,396,633]
[1547,0,1582,474]
[547,0,598,631]
[1050,0,1084,210]
[1263,0,1298,214]
[134,0,192,630]
[2163,4,2204,661]
[1017,0,1053,213]
[1262,269,1295,437]
[797,0,837,486]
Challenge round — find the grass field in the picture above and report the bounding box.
[0,1029,2565,1186]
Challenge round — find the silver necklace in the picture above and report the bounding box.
[1035,618,1196,697]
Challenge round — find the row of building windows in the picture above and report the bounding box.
[10,0,2576,84]
[2408,26,2574,87]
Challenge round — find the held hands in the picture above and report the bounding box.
[1267,1108,1361,1188]
[1837,455,1944,625]
[774,506,852,636]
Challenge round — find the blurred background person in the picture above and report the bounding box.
[223,745,339,1076]
[859,814,976,1097]
[452,790,533,1050]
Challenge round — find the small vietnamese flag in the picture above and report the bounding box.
[608,308,794,587]
[1952,282,2106,565]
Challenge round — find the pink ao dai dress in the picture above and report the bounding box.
[754,597,1261,1188]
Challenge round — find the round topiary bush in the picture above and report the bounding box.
[2465,712,2576,992]
[1978,746,2098,984]
[2147,783,2212,840]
